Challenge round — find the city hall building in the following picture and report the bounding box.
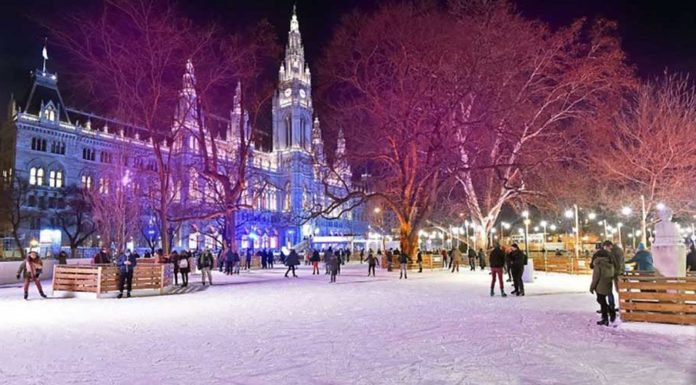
[0,9,367,254]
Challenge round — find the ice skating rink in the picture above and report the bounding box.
[1,263,693,385]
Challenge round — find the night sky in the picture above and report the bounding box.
[2,0,696,117]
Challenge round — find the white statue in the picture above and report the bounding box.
[651,206,687,277]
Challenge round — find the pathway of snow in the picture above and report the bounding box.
[0,263,693,385]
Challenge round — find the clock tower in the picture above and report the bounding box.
[272,5,313,152]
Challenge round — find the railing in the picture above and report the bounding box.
[530,255,592,275]
[618,274,696,325]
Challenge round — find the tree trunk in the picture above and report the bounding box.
[12,229,25,258]
[70,246,78,258]
[224,211,237,251]
[160,199,170,255]
[398,221,418,259]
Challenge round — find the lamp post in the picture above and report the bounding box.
[617,222,623,249]
[540,220,548,255]
[522,210,530,254]
[464,221,470,252]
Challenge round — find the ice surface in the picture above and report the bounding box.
[0,264,694,385]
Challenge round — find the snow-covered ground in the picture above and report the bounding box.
[0,263,694,385]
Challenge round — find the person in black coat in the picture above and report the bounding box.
[285,249,300,278]
[116,251,138,298]
[366,250,378,277]
[686,241,696,272]
[488,243,507,297]
[245,248,253,271]
[398,251,412,279]
[508,243,526,296]
[416,250,423,273]
[310,250,321,275]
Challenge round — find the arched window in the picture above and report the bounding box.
[29,167,38,185]
[49,170,63,188]
[283,182,291,211]
[45,106,56,121]
[30,167,45,186]
[188,169,199,202]
[81,175,92,189]
[98,178,109,194]
[300,117,306,149]
[285,115,292,147]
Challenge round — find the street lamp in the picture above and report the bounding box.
[617,222,623,249]
[588,212,597,221]
[523,218,531,254]
[564,205,580,257]
[540,220,548,254]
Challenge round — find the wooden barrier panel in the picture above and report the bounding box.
[618,275,696,325]
[53,264,173,297]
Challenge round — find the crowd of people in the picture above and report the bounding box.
[13,236,696,308]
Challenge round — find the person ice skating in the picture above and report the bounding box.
[324,248,332,275]
[285,249,300,278]
[509,243,526,296]
[225,246,235,275]
[16,251,47,300]
[217,248,225,272]
[116,250,138,298]
[170,251,180,285]
[329,251,340,283]
[441,249,448,270]
[376,249,383,271]
[416,249,423,273]
[360,249,365,264]
[489,243,507,297]
[310,249,321,275]
[590,249,616,326]
[304,249,311,266]
[367,250,377,277]
[261,249,268,269]
[477,248,486,270]
[398,251,412,279]
[198,249,214,285]
[505,247,513,282]
[245,248,252,271]
[451,247,462,273]
[178,251,191,287]
[268,250,275,269]
[386,249,394,272]
[592,241,621,312]
[232,249,241,275]
[626,243,654,272]
[467,247,477,271]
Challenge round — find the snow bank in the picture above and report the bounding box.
[0,264,693,385]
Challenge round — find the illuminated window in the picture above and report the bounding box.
[98,178,109,194]
[283,183,291,211]
[81,175,92,189]
[45,106,56,121]
[49,170,63,188]
[30,167,45,186]
[188,169,199,202]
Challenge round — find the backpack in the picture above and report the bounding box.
[178,258,189,269]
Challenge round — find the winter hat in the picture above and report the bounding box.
[638,243,646,251]
[511,243,519,249]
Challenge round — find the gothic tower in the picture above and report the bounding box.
[272,5,313,152]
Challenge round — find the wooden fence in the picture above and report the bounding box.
[530,255,593,275]
[52,263,173,297]
[380,254,444,270]
[618,274,696,325]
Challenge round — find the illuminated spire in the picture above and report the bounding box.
[280,4,310,85]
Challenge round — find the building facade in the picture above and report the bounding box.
[0,8,366,254]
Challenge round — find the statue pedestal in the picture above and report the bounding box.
[523,259,534,283]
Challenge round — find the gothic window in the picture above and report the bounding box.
[285,115,292,147]
[98,177,109,194]
[29,167,44,186]
[283,183,291,211]
[31,138,47,152]
[44,106,56,122]
[50,141,65,155]
[300,117,306,149]
[83,148,95,161]
[49,170,63,188]
[188,169,199,202]
[81,175,93,189]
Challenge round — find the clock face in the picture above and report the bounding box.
[299,89,306,98]
[284,88,292,97]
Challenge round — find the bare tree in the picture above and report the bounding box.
[446,2,631,247]
[53,185,97,258]
[592,73,696,244]
[317,4,464,258]
[0,173,29,258]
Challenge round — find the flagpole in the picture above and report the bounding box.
[42,38,48,73]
